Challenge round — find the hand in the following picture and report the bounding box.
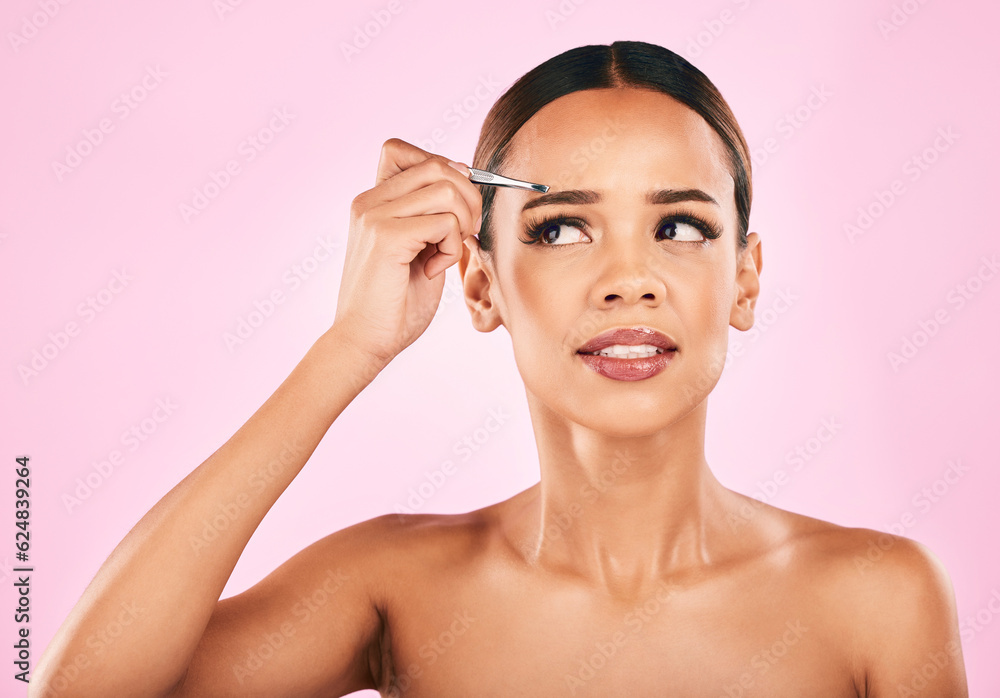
[333,138,482,368]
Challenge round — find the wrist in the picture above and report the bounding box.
[317,325,390,382]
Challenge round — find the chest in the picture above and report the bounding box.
[378,571,860,697]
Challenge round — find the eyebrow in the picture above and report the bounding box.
[520,188,719,213]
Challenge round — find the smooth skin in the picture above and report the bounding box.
[30,87,968,697]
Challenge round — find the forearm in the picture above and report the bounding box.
[30,327,386,697]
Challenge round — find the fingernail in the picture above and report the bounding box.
[447,160,470,176]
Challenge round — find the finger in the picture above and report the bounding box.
[374,138,436,185]
[372,156,482,237]
[422,217,464,279]
[374,179,475,245]
[374,211,463,272]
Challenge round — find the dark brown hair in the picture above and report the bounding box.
[472,40,752,256]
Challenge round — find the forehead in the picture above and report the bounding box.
[503,87,734,207]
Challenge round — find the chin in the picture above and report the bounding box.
[568,399,693,438]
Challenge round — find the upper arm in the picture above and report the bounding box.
[855,532,969,697]
[169,515,396,697]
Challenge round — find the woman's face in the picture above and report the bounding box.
[461,87,761,438]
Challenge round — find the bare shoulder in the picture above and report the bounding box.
[770,507,945,572]
[776,511,958,609]
[172,509,495,697]
[766,507,960,622]
[345,508,495,569]
[754,505,968,696]
[336,505,504,605]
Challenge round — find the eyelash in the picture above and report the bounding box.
[519,208,724,248]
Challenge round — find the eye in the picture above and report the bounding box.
[656,218,706,243]
[520,216,589,246]
[519,210,723,247]
[654,210,724,245]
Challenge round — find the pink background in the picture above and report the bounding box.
[3,0,998,695]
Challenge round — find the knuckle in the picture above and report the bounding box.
[446,180,465,203]
[432,178,464,206]
[355,208,374,232]
[427,189,465,230]
[350,194,368,218]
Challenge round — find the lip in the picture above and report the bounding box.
[576,326,678,354]
[577,351,675,381]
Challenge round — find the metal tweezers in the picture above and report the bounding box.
[467,167,549,193]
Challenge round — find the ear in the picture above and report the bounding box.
[730,232,763,331]
[459,235,504,332]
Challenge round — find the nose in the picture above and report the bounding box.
[587,236,666,308]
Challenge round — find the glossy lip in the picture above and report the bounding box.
[578,351,675,381]
[577,326,678,354]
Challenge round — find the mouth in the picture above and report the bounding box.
[576,326,678,356]
[574,327,678,381]
[578,346,676,359]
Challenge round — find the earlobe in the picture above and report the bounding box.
[730,232,763,332]
[460,236,503,333]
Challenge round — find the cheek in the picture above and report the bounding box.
[679,272,733,342]
[502,257,586,361]
[504,253,566,318]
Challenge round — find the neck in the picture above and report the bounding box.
[508,393,742,597]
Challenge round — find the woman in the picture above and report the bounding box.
[30,41,967,697]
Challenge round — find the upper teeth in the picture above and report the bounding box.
[585,344,666,358]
